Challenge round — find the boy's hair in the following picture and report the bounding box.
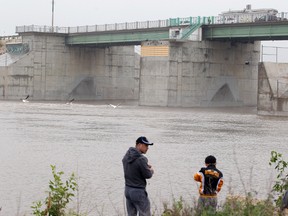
[205,155,216,164]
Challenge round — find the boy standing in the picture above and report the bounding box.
[194,155,224,213]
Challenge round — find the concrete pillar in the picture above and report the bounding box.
[139,40,260,107]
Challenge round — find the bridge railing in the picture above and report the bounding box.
[15,25,69,34]
[15,16,206,34]
[66,20,172,33]
[214,12,288,24]
[0,35,22,41]
[14,12,288,35]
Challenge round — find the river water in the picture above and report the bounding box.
[0,101,287,216]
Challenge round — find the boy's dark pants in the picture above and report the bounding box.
[197,196,217,213]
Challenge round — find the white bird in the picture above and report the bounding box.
[66,98,74,105]
[108,103,121,108]
[21,95,29,103]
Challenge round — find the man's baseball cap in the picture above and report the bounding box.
[136,136,153,145]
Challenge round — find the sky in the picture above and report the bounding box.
[1,0,288,58]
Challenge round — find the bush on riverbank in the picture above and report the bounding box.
[31,165,79,216]
[269,151,288,207]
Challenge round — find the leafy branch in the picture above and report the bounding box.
[269,151,288,207]
[31,165,78,216]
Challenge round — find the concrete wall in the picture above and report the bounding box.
[258,62,288,116]
[0,33,261,108]
[0,33,139,101]
[140,40,260,107]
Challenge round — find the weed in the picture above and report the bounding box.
[31,165,78,216]
[269,151,288,207]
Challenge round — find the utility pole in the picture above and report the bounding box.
[52,0,55,32]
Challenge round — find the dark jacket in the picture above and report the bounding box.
[194,164,224,197]
[122,147,153,188]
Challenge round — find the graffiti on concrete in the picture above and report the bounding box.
[6,43,29,55]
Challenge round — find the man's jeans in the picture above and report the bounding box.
[125,186,151,216]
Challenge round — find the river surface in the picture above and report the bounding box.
[0,101,287,216]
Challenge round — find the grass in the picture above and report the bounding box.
[161,193,279,216]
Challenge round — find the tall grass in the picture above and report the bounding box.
[161,193,278,216]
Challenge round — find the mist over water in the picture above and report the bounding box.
[0,101,287,215]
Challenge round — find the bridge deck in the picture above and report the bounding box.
[202,22,288,41]
[14,12,288,45]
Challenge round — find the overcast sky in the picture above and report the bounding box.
[1,0,288,54]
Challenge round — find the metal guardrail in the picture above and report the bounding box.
[213,12,288,24]
[14,12,288,35]
[0,35,22,43]
[15,13,288,34]
[15,17,205,34]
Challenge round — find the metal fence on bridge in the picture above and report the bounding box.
[15,17,203,34]
[15,11,288,34]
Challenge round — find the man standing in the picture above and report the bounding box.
[122,136,154,216]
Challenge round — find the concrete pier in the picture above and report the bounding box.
[140,40,260,107]
[0,33,140,101]
[258,62,288,116]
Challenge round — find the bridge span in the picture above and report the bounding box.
[15,11,288,46]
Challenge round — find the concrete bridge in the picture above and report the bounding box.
[1,12,288,115]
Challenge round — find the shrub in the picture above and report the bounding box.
[161,194,277,216]
[162,197,194,216]
[31,165,78,216]
[269,151,288,207]
[218,193,276,216]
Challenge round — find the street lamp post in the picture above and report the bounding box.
[52,0,55,32]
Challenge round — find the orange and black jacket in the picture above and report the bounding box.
[194,164,224,197]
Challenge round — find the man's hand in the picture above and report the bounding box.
[148,164,154,174]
